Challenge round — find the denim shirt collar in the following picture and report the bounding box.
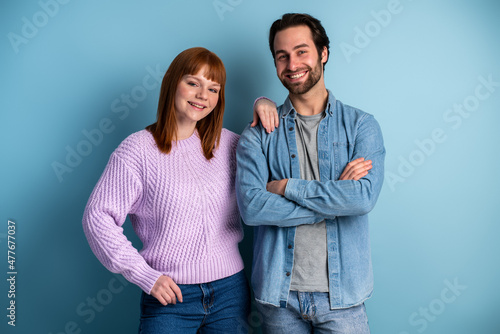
[281,89,337,118]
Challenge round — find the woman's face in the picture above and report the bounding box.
[174,65,221,128]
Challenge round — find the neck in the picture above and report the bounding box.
[289,80,329,116]
[176,122,197,140]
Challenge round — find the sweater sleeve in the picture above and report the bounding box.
[82,151,163,294]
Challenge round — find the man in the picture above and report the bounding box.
[236,13,385,333]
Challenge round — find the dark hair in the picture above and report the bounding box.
[146,47,226,160]
[269,13,330,69]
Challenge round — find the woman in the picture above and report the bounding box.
[82,47,272,333]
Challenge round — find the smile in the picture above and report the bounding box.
[188,101,206,109]
[287,71,307,80]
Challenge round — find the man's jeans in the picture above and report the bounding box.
[138,270,250,333]
[255,291,370,333]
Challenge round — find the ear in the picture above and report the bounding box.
[321,46,328,65]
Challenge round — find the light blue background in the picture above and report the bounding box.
[2,0,500,333]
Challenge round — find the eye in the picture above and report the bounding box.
[187,81,198,87]
[298,50,307,55]
[209,88,219,93]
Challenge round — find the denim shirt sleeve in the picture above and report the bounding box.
[284,114,385,217]
[236,124,324,227]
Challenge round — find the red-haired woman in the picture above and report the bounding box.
[82,47,274,333]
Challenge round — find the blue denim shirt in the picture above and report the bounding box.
[236,91,385,309]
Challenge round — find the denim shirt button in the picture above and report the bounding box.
[286,272,291,276]
[291,154,296,158]
[289,127,293,131]
[288,244,292,249]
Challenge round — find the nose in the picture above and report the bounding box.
[196,87,208,100]
[287,54,299,72]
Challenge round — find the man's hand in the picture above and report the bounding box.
[150,275,183,306]
[266,179,289,196]
[266,158,370,197]
[251,97,280,133]
[339,157,372,181]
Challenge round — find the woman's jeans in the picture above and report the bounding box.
[139,270,250,333]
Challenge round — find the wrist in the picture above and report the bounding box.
[253,96,277,108]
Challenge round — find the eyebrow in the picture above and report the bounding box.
[275,43,310,55]
[184,75,221,87]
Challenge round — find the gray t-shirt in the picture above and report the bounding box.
[289,111,329,292]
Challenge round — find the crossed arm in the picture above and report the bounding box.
[236,112,385,226]
[253,97,376,201]
[266,157,372,195]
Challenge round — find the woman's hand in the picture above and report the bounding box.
[339,157,372,181]
[150,275,183,306]
[251,97,279,133]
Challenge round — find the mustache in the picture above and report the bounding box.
[281,66,312,76]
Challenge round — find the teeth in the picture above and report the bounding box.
[290,72,306,79]
[189,102,205,108]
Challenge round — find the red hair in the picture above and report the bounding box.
[146,47,226,160]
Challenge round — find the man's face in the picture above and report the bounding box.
[273,25,327,95]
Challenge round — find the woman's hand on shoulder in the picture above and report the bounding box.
[251,97,279,133]
[150,275,183,306]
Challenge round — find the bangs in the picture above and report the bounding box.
[183,49,226,86]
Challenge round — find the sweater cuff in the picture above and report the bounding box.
[284,178,307,206]
[253,96,277,108]
[126,262,164,295]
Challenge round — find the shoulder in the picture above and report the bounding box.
[333,100,383,146]
[220,128,240,147]
[334,99,381,129]
[113,129,156,165]
[116,130,155,151]
[335,99,371,118]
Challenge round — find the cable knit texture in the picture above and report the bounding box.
[82,129,244,294]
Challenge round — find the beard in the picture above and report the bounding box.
[280,59,323,95]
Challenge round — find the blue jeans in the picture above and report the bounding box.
[139,270,250,333]
[255,291,370,333]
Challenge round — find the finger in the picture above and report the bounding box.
[163,287,176,305]
[348,162,372,180]
[264,110,273,132]
[344,158,365,173]
[273,110,280,130]
[351,165,370,179]
[341,159,371,180]
[262,111,271,133]
[170,283,183,303]
[266,108,276,132]
[339,158,364,180]
[250,111,259,127]
[352,170,368,181]
[152,292,168,306]
[266,182,272,192]
[351,162,371,177]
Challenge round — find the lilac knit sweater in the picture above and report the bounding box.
[82,129,244,294]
